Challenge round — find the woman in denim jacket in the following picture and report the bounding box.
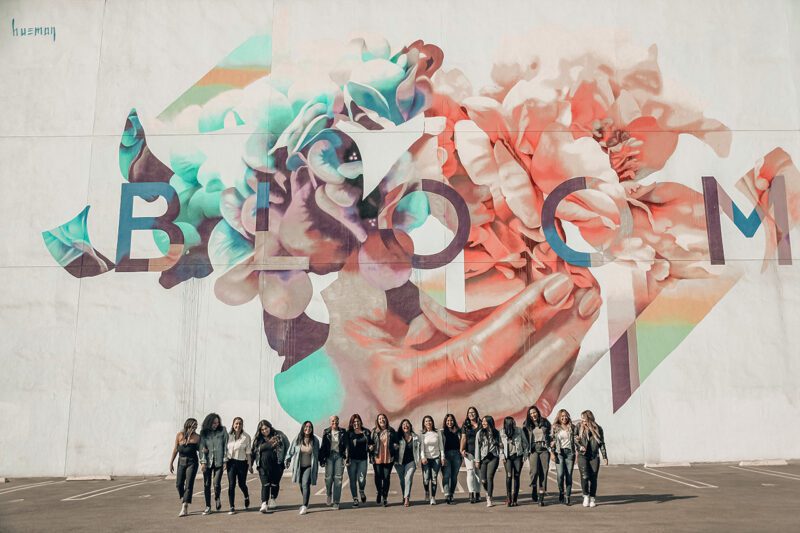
[500,416,529,507]
[394,419,421,507]
[285,421,321,516]
[199,413,228,515]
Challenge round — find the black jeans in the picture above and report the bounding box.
[203,464,224,507]
[504,455,523,502]
[226,459,249,507]
[577,455,600,497]
[175,457,198,504]
[529,447,550,494]
[479,454,499,498]
[373,462,393,499]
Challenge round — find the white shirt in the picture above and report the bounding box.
[226,431,251,461]
[422,431,441,459]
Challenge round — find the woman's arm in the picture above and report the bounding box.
[169,432,180,474]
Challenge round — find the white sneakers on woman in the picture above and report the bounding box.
[583,495,590,507]
[178,503,188,517]
[268,498,276,510]
[299,505,308,515]
[259,502,268,513]
[486,496,494,507]
[589,497,597,507]
[430,497,436,505]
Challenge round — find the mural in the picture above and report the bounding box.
[42,31,799,426]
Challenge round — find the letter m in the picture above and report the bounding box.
[702,175,792,265]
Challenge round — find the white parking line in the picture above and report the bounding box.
[0,481,65,495]
[738,467,800,480]
[729,466,800,481]
[642,467,717,488]
[631,468,717,489]
[63,480,157,501]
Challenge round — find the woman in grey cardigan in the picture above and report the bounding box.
[500,416,528,507]
[199,413,228,515]
[394,419,420,507]
[284,421,321,515]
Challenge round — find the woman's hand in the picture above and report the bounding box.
[249,466,254,474]
[201,464,207,473]
[421,458,427,465]
[169,463,174,474]
[603,458,609,466]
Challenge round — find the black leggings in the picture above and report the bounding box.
[373,462,393,498]
[227,459,249,507]
[258,462,283,503]
[529,448,550,494]
[175,457,197,504]
[479,454,499,498]
[504,455,523,502]
[577,455,601,497]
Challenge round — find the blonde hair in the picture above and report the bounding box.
[579,410,600,440]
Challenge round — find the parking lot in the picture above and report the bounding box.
[1,462,798,532]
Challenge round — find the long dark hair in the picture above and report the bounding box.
[442,413,460,432]
[252,419,281,452]
[348,414,364,432]
[180,418,198,444]
[200,413,223,437]
[421,415,436,433]
[523,405,548,430]
[480,415,499,445]
[503,416,516,439]
[398,418,414,436]
[462,406,480,430]
[374,413,391,433]
[296,420,315,444]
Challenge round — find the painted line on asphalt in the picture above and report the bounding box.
[631,468,717,489]
[63,480,157,501]
[641,467,718,488]
[737,467,800,480]
[0,480,65,495]
[548,472,579,489]
[729,466,800,481]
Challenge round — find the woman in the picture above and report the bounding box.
[225,417,252,514]
[394,419,420,507]
[474,415,501,507]
[500,416,528,507]
[169,418,200,517]
[552,409,577,505]
[320,415,347,510]
[199,413,228,515]
[285,421,321,515]
[345,414,371,506]
[370,413,396,506]
[266,425,291,509]
[460,407,481,503]
[576,410,608,508]
[523,405,552,506]
[251,420,285,514]
[441,414,462,505]
[420,415,445,505]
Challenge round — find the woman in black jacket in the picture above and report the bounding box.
[345,414,371,506]
[319,415,347,509]
[523,405,552,506]
[576,410,608,508]
[370,413,396,506]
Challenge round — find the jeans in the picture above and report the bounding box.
[175,457,197,504]
[504,455,523,502]
[324,452,344,504]
[479,454,499,498]
[421,457,442,497]
[442,450,462,498]
[226,459,249,507]
[202,464,224,507]
[529,447,550,495]
[299,465,312,507]
[464,452,481,495]
[347,459,368,498]
[577,455,600,497]
[373,462,393,499]
[257,467,271,504]
[394,461,416,499]
[555,449,575,497]
[270,463,284,499]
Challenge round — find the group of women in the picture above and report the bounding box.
[169,405,608,517]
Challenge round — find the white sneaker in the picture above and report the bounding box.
[299,505,307,515]
[430,497,436,505]
[582,495,589,507]
[589,497,596,508]
[178,503,188,517]
[203,507,211,515]
[268,498,276,510]
[486,497,493,507]
[228,507,235,515]
[259,502,267,513]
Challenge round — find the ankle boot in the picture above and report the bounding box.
[538,492,545,506]
[559,490,564,503]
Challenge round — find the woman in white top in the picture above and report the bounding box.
[225,417,252,514]
[419,415,445,505]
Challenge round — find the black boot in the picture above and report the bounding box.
[424,488,430,501]
[559,490,564,504]
[566,488,572,506]
[532,487,538,503]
